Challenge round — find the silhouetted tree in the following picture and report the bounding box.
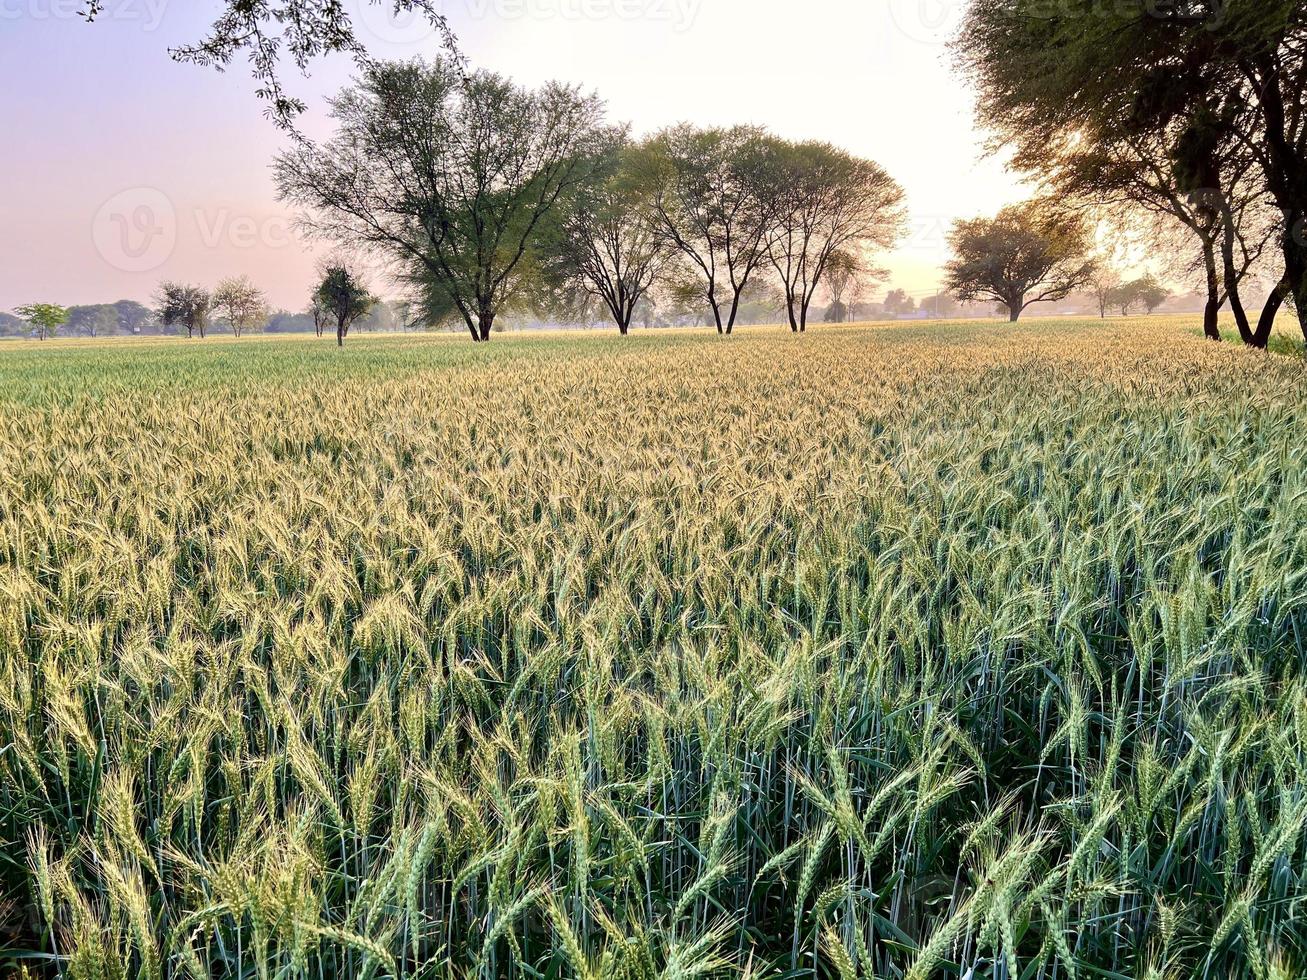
[1090,267,1122,319]
[823,251,877,324]
[945,201,1096,322]
[314,264,375,347]
[883,288,917,318]
[79,0,458,130]
[156,283,212,338]
[277,59,610,342]
[955,0,1307,344]
[213,276,269,337]
[644,125,781,335]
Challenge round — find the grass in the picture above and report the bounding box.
[2,316,1306,979]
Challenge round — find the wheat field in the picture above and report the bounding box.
[1,318,1306,979]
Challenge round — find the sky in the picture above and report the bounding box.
[0,0,1029,312]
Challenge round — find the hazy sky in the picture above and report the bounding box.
[0,0,1027,312]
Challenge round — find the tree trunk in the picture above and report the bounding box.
[724,290,742,336]
[1201,243,1222,341]
[1221,211,1254,345]
[1284,222,1307,345]
[785,290,799,333]
[1254,279,1290,349]
[1249,53,1307,344]
[1008,306,1020,323]
[478,310,494,342]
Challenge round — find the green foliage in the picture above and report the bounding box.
[955,0,1307,341]
[556,136,669,335]
[314,265,375,347]
[764,140,906,332]
[1110,274,1172,317]
[642,124,782,335]
[155,283,213,339]
[2,320,1306,978]
[12,303,69,341]
[80,0,457,130]
[65,305,119,339]
[945,201,1097,321]
[277,59,611,343]
[214,276,271,338]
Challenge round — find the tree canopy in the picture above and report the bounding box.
[945,202,1097,322]
[643,125,782,336]
[314,264,375,347]
[13,303,69,341]
[955,0,1307,344]
[557,136,669,335]
[277,58,611,342]
[156,283,213,339]
[766,141,906,332]
[213,276,270,338]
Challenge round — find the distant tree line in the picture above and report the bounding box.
[2,289,413,342]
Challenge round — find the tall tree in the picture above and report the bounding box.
[955,0,1307,344]
[945,201,1097,322]
[308,296,331,338]
[1108,281,1143,318]
[989,117,1270,341]
[112,300,154,335]
[66,304,119,338]
[823,250,877,324]
[644,125,781,335]
[559,138,669,335]
[13,303,68,342]
[1090,267,1123,319]
[277,59,610,342]
[1134,274,1171,315]
[156,283,212,338]
[213,276,270,338]
[766,141,906,332]
[883,288,917,318]
[314,264,375,347]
